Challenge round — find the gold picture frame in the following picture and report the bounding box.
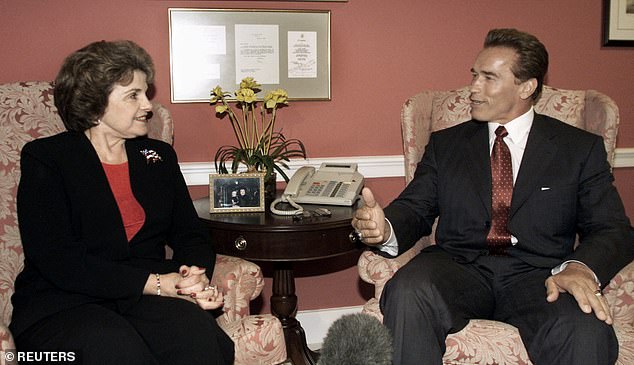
[209,173,265,213]
[169,8,331,102]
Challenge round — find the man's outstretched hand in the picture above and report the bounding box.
[351,187,389,246]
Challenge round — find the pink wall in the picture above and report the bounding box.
[2,0,633,313]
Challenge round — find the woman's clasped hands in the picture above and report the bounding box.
[156,265,224,310]
[177,265,224,310]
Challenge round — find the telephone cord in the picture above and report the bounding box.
[269,196,304,216]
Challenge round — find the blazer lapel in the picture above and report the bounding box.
[510,114,558,217]
[464,122,492,214]
[126,140,153,213]
[73,133,130,250]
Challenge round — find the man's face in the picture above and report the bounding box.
[469,47,533,124]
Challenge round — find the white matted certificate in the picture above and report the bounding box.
[170,25,227,100]
[235,24,280,84]
[288,31,317,78]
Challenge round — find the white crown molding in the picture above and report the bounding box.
[180,148,634,186]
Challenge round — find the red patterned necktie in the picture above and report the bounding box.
[486,126,513,255]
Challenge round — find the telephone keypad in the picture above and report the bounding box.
[306,181,350,198]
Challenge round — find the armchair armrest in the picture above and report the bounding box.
[1,322,16,361]
[604,261,634,327]
[358,238,428,300]
[211,254,265,323]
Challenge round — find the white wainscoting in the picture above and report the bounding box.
[180,155,405,186]
[614,148,634,168]
[296,305,364,349]
[180,148,634,186]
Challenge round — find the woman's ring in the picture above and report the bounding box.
[594,289,602,297]
[204,285,215,291]
[356,230,363,241]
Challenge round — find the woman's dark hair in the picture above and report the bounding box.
[53,40,155,132]
[484,28,549,101]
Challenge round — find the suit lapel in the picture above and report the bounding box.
[510,114,558,218]
[464,122,492,214]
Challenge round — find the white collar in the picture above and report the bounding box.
[488,107,534,144]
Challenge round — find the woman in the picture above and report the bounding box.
[10,40,234,364]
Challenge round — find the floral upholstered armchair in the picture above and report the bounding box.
[0,81,287,365]
[358,85,634,364]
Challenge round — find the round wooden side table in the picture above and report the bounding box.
[193,197,362,365]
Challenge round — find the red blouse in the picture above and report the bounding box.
[101,162,146,241]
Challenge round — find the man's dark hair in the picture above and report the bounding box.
[54,40,155,132]
[484,28,549,101]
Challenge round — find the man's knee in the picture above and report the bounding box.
[559,314,617,353]
[529,313,618,364]
[381,264,432,307]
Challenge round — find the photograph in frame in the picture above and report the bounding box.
[603,0,634,46]
[209,173,265,213]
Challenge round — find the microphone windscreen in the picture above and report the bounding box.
[317,313,392,365]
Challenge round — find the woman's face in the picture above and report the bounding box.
[98,70,152,139]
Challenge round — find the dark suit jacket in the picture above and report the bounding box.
[10,131,215,337]
[384,113,634,287]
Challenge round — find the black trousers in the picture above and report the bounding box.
[15,296,234,364]
[380,246,618,365]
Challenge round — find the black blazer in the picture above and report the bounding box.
[385,113,634,286]
[10,131,215,337]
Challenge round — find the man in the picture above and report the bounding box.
[352,28,634,365]
[238,186,256,207]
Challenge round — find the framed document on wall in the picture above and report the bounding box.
[169,8,331,102]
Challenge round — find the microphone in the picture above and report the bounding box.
[317,313,393,365]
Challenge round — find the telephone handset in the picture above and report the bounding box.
[270,163,364,216]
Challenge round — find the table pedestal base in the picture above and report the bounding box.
[272,263,319,365]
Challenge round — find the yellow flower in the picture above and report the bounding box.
[235,88,257,103]
[210,86,225,103]
[264,89,289,109]
[239,77,261,91]
[209,77,306,177]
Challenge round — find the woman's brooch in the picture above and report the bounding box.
[140,149,163,164]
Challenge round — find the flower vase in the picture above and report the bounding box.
[264,172,277,204]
